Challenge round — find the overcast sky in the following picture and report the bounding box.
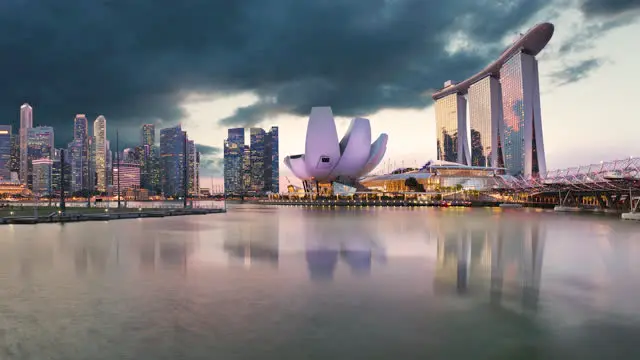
[0,0,638,188]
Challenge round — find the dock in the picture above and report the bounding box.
[0,207,225,225]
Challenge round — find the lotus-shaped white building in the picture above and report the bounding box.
[284,107,388,183]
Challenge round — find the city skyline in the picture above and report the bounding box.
[0,2,637,189]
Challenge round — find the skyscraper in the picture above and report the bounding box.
[266,126,279,193]
[26,126,54,189]
[71,114,90,190]
[223,128,245,194]
[94,115,107,192]
[10,134,19,174]
[249,128,266,192]
[159,125,186,197]
[0,125,11,181]
[19,103,33,185]
[142,124,155,147]
[32,158,53,196]
[468,76,504,168]
[242,145,251,191]
[500,52,546,177]
[187,140,199,196]
[431,22,552,178]
[434,90,470,165]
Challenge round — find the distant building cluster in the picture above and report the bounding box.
[223,127,279,195]
[0,104,201,198]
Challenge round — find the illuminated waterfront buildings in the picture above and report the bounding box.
[19,103,33,185]
[142,124,155,147]
[0,125,11,181]
[69,114,90,192]
[432,23,553,178]
[114,161,141,192]
[26,126,54,189]
[32,158,53,195]
[250,128,266,192]
[94,115,107,192]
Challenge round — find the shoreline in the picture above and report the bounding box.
[255,199,557,209]
[0,207,225,225]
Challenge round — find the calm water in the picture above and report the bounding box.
[1,205,640,359]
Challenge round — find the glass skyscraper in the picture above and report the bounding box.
[0,125,11,181]
[500,52,546,177]
[26,126,54,189]
[142,124,155,147]
[266,126,279,193]
[435,92,470,165]
[223,128,245,194]
[159,125,186,197]
[249,128,266,192]
[94,115,107,192]
[19,103,33,185]
[468,76,504,168]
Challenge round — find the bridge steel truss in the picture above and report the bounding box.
[492,157,640,210]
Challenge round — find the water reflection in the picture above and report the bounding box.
[434,216,546,314]
[304,210,386,281]
[223,216,279,267]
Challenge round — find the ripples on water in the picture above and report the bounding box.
[1,205,640,359]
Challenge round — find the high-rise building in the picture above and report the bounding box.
[223,128,245,194]
[0,125,11,181]
[114,161,140,193]
[187,140,199,196]
[10,134,19,174]
[265,126,279,193]
[159,125,186,197]
[434,90,470,165]
[32,158,53,196]
[69,114,90,191]
[106,140,112,192]
[142,124,155,147]
[88,136,96,191]
[249,128,266,192]
[149,145,161,194]
[499,52,546,177]
[468,76,504,168]
[19,103,33,185]
[431,23,552,178]
[242,145,251,191]
[94,115,107,192]
[26,126,54,189]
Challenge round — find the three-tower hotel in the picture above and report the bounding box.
[433,23,553,178]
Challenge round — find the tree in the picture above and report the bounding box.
[404,177,419,190]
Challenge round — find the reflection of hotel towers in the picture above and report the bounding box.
[433,23,552,177]
[435,220,545,311]
[138,235,193,273]
[305,213,384,281]
[223,220,279,267]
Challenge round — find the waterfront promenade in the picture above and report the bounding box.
[0,201,226,225]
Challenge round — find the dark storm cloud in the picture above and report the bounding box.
[0,0,559,141]
[550,58,604,86]
[196,145,221,156]
[2,0,630,144]
[580,0,640,16]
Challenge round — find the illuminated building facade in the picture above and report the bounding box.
[142,124,155,147]
[32,158,53,195]
[27,126,54,189]
[19,103,33,185]
[0,125,10,181]
[114,161,141,193]
[266,126,279,193]
[249,128,266,192]
[94,115,107,192]
[159,125,186,197]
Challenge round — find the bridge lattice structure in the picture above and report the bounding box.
[493,157,640,194]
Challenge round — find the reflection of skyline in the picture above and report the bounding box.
[434,218,545,313]
[304,211,386,281]
[223,219,279,267]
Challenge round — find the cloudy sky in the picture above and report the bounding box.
[1,0,639,188]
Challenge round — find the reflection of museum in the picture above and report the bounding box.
[434,221,545,312]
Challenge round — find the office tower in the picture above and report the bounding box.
[223,128,245,194]
[195,151,200,196]
[10,134,19,174]
[114,161,140,192]
[69,114,90,191]
[149,146,161,194]
[88,136,96,191]
[187,140,199,196]
[93,115,107,192]
[19,103,33,184]
[0,125,10,181]
[468,76,504,168]
[242,145,251,191]
[123,148,135,162]
[106,140,112,191]
[249,128,266,192]
[500,52,546,177]
[142,124,155,147]
[26,126,54,189]
[32,158,53,196]
[434,90,470,165]
[159,125,186,197]
[265,126,279,193]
